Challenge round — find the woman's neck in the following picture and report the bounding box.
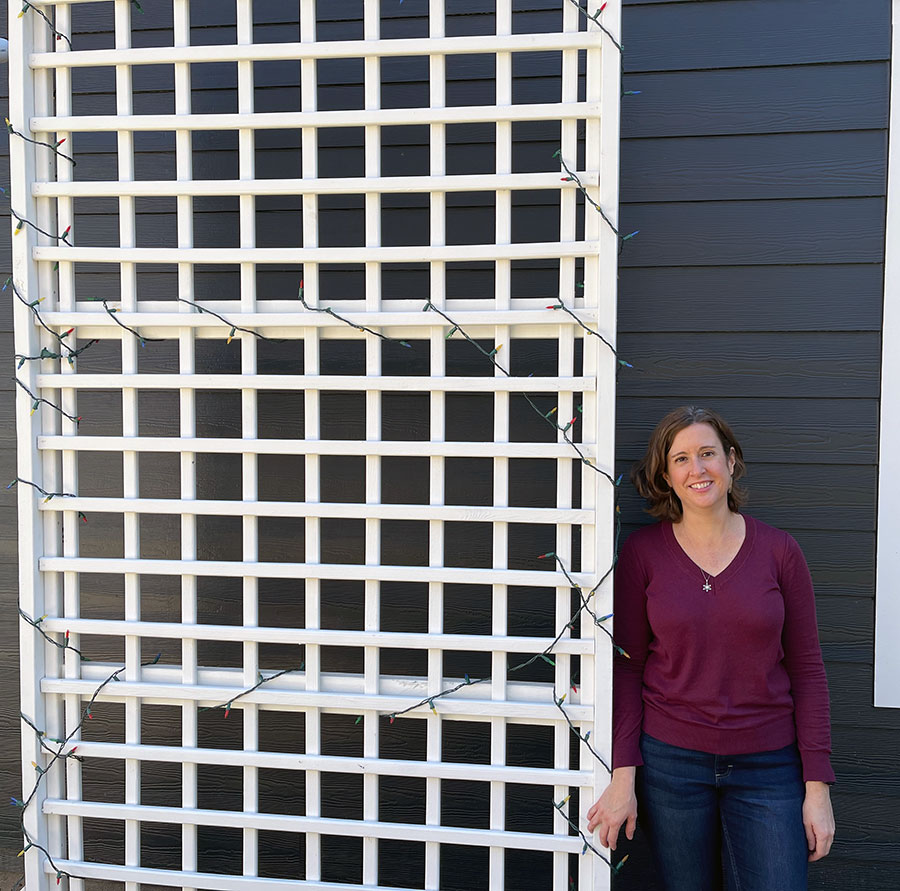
[675,505,741,542]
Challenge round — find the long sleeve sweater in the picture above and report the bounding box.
[612,515,835,783]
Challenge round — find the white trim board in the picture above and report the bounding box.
[875,1,900,708]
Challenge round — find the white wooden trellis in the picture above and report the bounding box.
[10,1,621,889]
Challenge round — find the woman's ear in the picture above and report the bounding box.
[728,447,736,475]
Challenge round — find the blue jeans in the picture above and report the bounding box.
[636,733,808,891]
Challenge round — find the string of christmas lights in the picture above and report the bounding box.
[17,1,72,50]
[14,377,81,425]
[299,283,412,348]
[177,296,285,344]
[422,299,619,486]
[6,477,75,502]
[5,119,75,166]
[18,610,89,661]
[11,209,71,246]
[555,151,639,253]
[15,652,161,887]
[5,477,86,522]
[198,664,304,719]
[567,0,621,53]
[547,302,630,371]
[96,299,164,347]
[4,276,99,366]
[387,550,619,734]
[554,795,628,873]
[566,0,641,99]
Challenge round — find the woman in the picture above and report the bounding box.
[587,406,835,890]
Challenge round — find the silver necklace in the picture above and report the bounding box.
[701,570,713,593]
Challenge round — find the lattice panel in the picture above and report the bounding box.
[11,2,621,889]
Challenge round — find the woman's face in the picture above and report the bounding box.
[663,422,736,514]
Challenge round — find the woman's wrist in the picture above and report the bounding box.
[611,766,636,786]
[805,780,830,796]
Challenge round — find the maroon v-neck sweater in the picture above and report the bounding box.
[612,515,835,783]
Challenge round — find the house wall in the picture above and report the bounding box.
[616,0,897,888]
[1,0,898,888]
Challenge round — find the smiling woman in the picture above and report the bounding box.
[587,406,836,891]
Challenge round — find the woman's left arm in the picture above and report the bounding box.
[780,534,836,860]
[803,781,835,862]
[779,534,836,786]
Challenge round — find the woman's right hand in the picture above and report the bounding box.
[586,766,638,851]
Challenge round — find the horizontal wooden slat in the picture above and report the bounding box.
[38,496,593,526]
[32,101,601,134]
[39,617,593,655]
[47,739,593,786]
[36,170,595,199]
[43,798,584,853]
[31,32,598,69]
[38,556,598,589]
[43,859,410,891]
[33,240,600,265]
[37,436,594,461]
[41,669,595,722]
[35,373,592,393]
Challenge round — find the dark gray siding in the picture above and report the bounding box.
[617,0,896,888]
[1,0,898,888]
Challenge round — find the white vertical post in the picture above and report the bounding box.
[11,5,51,888]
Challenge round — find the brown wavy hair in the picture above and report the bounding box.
[631,406,748,521]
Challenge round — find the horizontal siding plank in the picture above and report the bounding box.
[616,397,879,464]
[618,265,885,332]
[818,596,873,664]
[621,131,888,203]
[827,791,900,860]
[829,726,900,794]
[829,663,900,730]
[618,198,885,267]
[617,463,876,533]
[617,332,881,398]
[621,63,888,139]
[623,0,891,73]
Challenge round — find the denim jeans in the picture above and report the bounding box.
[636,733,808,891]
